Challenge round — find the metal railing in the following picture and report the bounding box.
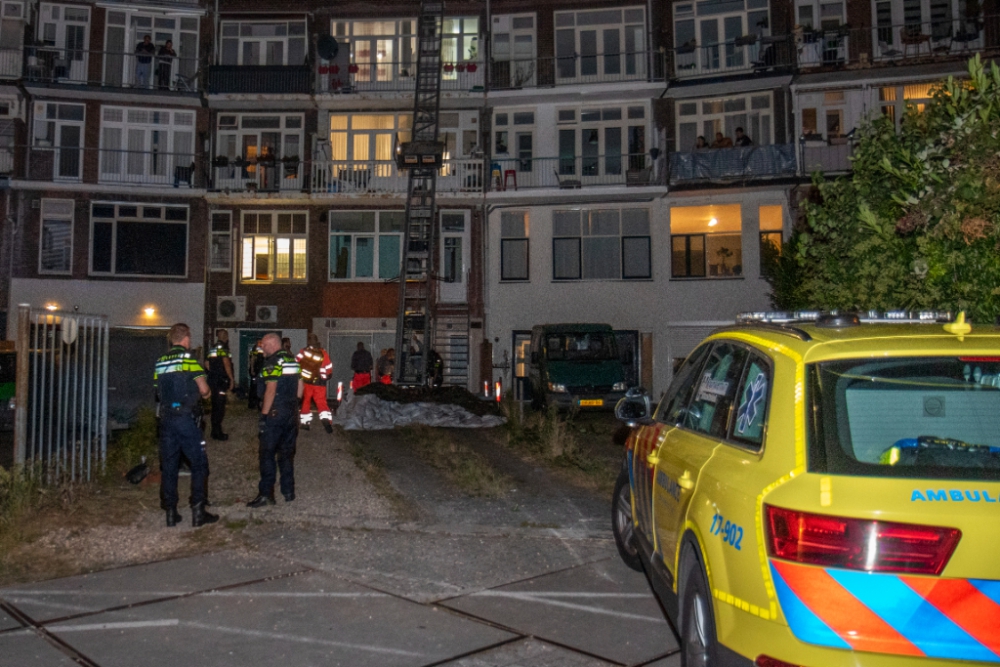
[212,157,303,192]
[19,146,204,188]
[14,306,109,483]
[207,65,311,94]
[19,46,199,91]
[318,60,484,94]
[669,144,797,184]
[671,36,795,78]
[489,155,665,190]
[310,158,484,194]
[490,50,665,90]
[0,48,23,80]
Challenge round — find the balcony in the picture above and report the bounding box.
[489,155,665,190]
[800,139,853,174]
[207,65,311,95]
[310,159,483,195]
[0,49,23,80]
[19,145,204,188]
[211,156,303,192]
[21,47,200,92]
[669,144,796,184]
[671,37,795,79]
[489,50,665,90]
[318,61,484,94]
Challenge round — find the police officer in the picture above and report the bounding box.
[297,333,334,433]
[247,332,303,507]
[154,323,218,527]
[247,338,264,410]
[205,329,235,440]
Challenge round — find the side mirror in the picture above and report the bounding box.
[530,351,539,364]
[615,387,652,427]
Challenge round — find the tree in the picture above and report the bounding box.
[766,56,1000,324]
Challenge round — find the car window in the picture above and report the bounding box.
[657,343,711,424]
[685,343,748,437]
[730,353,770,449]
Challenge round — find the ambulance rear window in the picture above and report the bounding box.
[807,357,1000,481]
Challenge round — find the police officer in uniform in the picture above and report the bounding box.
[154,323,219,527]
[247,332,303,507]
[205,329,235,440]
[297,333,334,433]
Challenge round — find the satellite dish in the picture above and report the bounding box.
[317,35,339,61]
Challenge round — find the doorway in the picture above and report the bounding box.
[440,211,469,303]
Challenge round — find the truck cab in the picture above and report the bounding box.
[528,323,628,410]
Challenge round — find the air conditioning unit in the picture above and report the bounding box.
[492,15,511,32]
[256,305,278,323]
[216,296,246,322]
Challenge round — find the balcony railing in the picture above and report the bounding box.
[669,144,796,184]
[671,37,795,78]
[800,140,853,174]
[207,65,312,95]
[310,159,484,195]
[318,61,484,94]
[212,157,303,192]
[490,50,666,90]
[0,49,23,80]
[490,155,665,189]
[20,47,199,92]
[18,145,204,187]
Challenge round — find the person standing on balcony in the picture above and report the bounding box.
[734,127,754,147]
[156,40,176,90]
[135,35,155,88]
[694,136,709,150]
[712,132,734,148]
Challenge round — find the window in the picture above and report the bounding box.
[873,0,974,48]
[329,113,411,164]
[880,83,938,127]
[671,204,742,278]
[241,211,307,282]
[219,20,307,66]
[556,104,647,176]
[210,211,232,272]
[441,16,480,77]
[0,2,25,77]
[33,103,84,180]
[802,107,818,135]
[91,202,188,277]
[759,204,783,269]
[216,113,304,190]
[37,4,89,83]
[100,107,195,184]
[674,0,770,74]
[676,93,771,151]
[333,19,415,82]
[492,13,536,87]
[731,353,770,449]
[657,343,712,424]
[552,208,650,281]
[39,198,73,274]
[103,10,199,87]
[797,0,844,29]
[555,7,646,80]
[500,211,529,281]
[685,343,749,437]
[494,110,534,170]
[328,211,403,281]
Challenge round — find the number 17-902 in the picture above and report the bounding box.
[710,512,743,551]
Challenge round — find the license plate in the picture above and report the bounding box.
[579,399,603,407]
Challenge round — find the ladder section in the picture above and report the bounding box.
[394,1,445,385]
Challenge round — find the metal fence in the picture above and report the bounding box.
[14,305,109,482]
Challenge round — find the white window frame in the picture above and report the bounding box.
[333,18,416,83]
[873,0,972,48]
[675,92,772,151]
[99,106,196,185]
[441,16,480,79]
[556,104,648,177]
[33,102,85,182]
[210,210,232,272]
[878,82,937,128]
[328,210,404,282]
[552,207,651,281]
[328,112,412,163]
[90,202,190,278]
[39,198,73,275]
[103,9,199,88]
[217,113,304,162]
[554,6,647,80]
[493,109,535,172]
[500,210,529,282]
[240,211,308,283]
[669,204,743,279]
[673,0,770,75]
[219,19,307,66]
[797,0,845,29]
[491,13,536,87]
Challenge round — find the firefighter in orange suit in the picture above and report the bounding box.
[296,333,334,434]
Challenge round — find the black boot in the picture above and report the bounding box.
[165,507,182,527]
[211,431,229,441]
[322,421,333,434]
[247,494,275,508]
[191,502,219,527]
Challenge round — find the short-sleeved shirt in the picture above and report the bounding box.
[205,341,231,382]
[154,345,206,415]
[259,350,301,414]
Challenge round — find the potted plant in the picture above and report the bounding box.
[443,63,455,73]
[348,63,359,74]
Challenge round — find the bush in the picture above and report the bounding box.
[104,407,159,479]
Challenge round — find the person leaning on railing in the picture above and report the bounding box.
[134,34,155,88]
[157,40,176,90]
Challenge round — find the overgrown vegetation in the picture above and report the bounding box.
[104,407,159,479]
[766,56,1000,322]
[403,424,511,497]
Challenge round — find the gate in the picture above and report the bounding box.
[14,304,110,482]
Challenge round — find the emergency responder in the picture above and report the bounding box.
[247,332,303,507]
[350,341,373,389]
[205,329,235,440]
[247,338,264,409]
[297,333,334,433]
[377,348,395,384]
[154,323,218,527]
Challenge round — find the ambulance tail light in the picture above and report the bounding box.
[764,505,960,575]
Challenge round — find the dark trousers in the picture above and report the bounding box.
[258,412,297,498]
[209,378,228,435]
[160,414,208,509]
[248,377,260,409]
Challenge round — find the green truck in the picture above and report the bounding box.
[528,323,628,410]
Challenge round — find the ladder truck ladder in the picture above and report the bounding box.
[393,0,445,385]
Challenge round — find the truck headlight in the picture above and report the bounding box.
[547,382,568,393]
[612,382,627,392]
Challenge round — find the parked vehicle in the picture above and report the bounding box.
[528,323,627,410]
[612,311,1000,666]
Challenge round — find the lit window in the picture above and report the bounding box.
[671,204,742,278]
[241,211,307,283]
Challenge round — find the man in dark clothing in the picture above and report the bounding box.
[248,333,303,507]
[247,338,264,409]
[154,323,218,528]
[205,329,235,441]
[134,35,156,88]
[734,127,753,147]
[350,341,373,390]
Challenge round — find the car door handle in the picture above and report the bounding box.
[678,470,695,490]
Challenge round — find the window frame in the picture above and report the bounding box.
[240,210,308,284]
[555,103,648,177]
[332,18,416,83]
[725,348,773,452]
[676,92,773,152]
[89,201,190,278]
[327,210,403,282]
[38,197,74,275]
[491,12,536,88]
[99,106,196,185]
[554,6,647,80]
[210,210,232,272]
[500,210,530,282]
[219,19,308,66]
[681,341,753,440]
[328,112,412,164]
[33,102,85,182]
[552,207,651,281]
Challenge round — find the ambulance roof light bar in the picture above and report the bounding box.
[736,310,954,325]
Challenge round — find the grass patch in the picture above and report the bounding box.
[225,519,248,531]
[401,425,511,498]
[344,431,418,521]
